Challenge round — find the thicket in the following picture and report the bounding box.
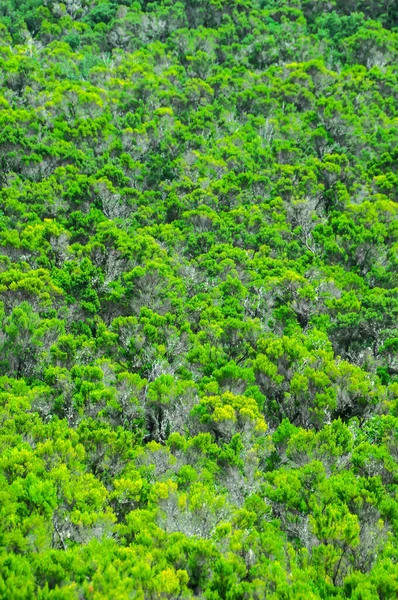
[0,1,397,598]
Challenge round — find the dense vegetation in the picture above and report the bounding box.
[0,1,397,598]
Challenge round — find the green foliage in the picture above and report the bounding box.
[0,0,397,597]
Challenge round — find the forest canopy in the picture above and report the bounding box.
[0,0,397,598]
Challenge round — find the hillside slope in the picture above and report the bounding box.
[0,1,397,598]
